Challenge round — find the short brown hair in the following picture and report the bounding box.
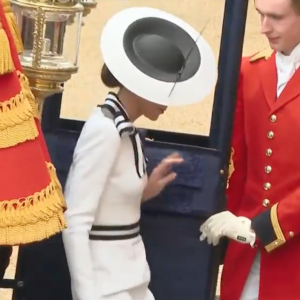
[100,64,122,88]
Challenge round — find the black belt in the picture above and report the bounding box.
[89,221,140,241]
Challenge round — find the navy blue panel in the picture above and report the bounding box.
[44,131,77,185]
[141,213,220,300]
[143,140,221,216]
[41,93,62,133]
[145,142,205,189]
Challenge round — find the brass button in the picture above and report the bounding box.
[267,131,274,139]
[265,166,272,173]
[266,149,272,156]
[263,182,271,190]
[289,231,294,237]
[270,115,277,122]
[263,199,270,207]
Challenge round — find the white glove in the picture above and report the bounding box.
[199,211,256,246]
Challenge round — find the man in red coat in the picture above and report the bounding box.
[200,0,300,299]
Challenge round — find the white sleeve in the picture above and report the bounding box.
[62,111,121,300]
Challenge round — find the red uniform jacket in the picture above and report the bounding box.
[221,49,300,300]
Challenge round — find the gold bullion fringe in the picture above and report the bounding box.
[17,71,40,119]
[0,176,67,245]
[0,21,14,74]
[0,87,38,148]
[47,162,67,210]
[2,0,24,54]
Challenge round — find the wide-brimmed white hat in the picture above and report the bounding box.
[100,7,216,106]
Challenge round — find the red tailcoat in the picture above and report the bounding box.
[221,49,300,300]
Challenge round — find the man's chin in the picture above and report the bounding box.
[267,39,280,50]
[149,115,160,122]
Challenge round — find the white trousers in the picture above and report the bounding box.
[239,252,260,300]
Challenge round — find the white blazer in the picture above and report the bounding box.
[62,98,153,300]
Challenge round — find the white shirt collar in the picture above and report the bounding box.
[276,42,300,71]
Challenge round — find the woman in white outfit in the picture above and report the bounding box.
[62,6,216,300]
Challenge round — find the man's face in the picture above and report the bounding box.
[255,0,300,54]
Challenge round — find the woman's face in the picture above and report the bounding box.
[141,99,168,121]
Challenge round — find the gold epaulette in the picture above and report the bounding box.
[250,48,273,63]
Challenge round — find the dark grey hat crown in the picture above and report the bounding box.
[123,17,201,83]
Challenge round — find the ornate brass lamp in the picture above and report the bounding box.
[10,0,84,115]
[67,0,96,26]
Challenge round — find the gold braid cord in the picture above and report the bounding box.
[47,162,66,208]
[226,148,235,189]
[0,162,67,245]
[2,0,23,54]
[0,20,14,74]
[18,71,40,119]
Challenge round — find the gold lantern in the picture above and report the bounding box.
[10,0,84,116]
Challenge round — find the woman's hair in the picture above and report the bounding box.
[101,64,122,88]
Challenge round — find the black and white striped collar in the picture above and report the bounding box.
[99,92,147,178]
[101,92,135,137]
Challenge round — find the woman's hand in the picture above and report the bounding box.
[142,152,184,202]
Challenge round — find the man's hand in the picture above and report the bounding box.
[199,211,256,246]
[142,152,184,201]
